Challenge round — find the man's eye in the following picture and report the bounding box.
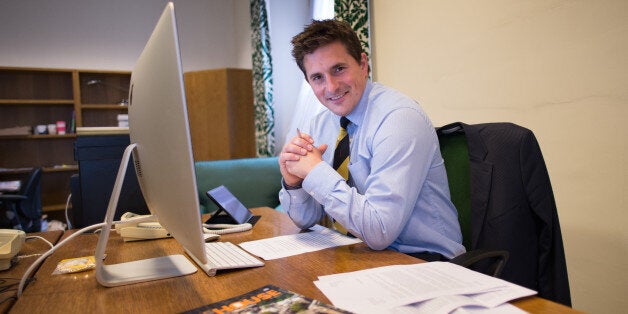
[335,66,345,73]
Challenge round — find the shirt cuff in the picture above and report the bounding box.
[282,178,302,190]
[302,162,345,204]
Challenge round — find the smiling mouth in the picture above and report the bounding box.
[328,91,348,101]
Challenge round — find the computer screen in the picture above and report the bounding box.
[127,2,206,263]
[94,2,208,286]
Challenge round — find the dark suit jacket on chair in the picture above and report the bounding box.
[437,122,571,306]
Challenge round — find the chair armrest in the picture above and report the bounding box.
[449,249,509,277]
[0,195,27,202]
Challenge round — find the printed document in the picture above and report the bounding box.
[314,262,536,314]
[239,225,361,260]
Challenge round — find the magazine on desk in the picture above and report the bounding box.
[182,284,353,314]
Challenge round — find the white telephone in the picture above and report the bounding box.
[115,212,172,242]
[0,229,26,270]
[115,212,252,242]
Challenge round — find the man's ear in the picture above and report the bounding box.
[360,52,369,72]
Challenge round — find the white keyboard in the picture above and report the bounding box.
[198,241,264,276]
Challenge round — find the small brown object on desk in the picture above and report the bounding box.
[10,208,579,313]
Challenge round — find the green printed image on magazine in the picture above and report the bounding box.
[182,284,353,314]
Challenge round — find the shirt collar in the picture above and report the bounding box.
[343,80,372,128]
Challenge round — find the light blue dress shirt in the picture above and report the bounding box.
[279,81,465,258]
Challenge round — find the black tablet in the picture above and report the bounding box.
[205,185,257,225]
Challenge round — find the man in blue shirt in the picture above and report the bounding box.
[278,20,464,261]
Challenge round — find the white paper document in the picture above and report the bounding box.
[239,225,362,260]
[314,262,536,314]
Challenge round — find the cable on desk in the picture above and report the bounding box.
[17,222,106,298]
[0,277,34,305]
[11,236,56,262]
[17,214,160,298]
[25,236,54,249]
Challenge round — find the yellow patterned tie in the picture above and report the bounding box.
[331,117,350,234]
[333,117,350,180]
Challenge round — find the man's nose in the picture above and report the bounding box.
[326,75,339,92]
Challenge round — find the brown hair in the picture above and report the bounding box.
[291,19,363,78]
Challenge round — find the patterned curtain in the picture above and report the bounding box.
[334,0,371,76]
[250,0,275,156]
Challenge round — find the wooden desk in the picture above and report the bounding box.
[0,230,64,313]
[10,208,578,313]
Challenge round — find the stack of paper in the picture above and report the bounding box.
[314,262,536,314]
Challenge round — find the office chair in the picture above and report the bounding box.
[436,122,571,306]
[0,167,43,232]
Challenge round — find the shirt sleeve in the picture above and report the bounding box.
[279,179,325,229]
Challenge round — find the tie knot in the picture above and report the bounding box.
[340,116,350,129]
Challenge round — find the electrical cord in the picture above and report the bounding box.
[64,193,73,230]
[0,277,34,305]
[17,222,105,298]
[202,223,252,235]
[17,213,161,298]
[25,236,54,249]
[17,215,251,297]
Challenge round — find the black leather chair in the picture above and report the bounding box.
[436,122,571,306]
[0,167,43,232]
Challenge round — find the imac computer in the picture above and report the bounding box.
[94,2,261,287]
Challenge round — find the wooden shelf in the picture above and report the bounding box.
[81,104,128,109]
[0,134,77,140]
[31,134,77,139]
[0,168,33,175]
[0,99,74,105]
[43,165,78,172]
[1,66,130,214]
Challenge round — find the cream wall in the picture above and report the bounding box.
[370,0,627,312]
[0,0,251,71]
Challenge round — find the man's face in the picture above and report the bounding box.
[303,41,368,117]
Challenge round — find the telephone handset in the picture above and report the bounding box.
[115,212,172,242]
[0,229,26,270]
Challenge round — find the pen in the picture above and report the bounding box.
[296,128,303,139]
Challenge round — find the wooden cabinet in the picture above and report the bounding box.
[0,67,130,212]
[184,68,255,161]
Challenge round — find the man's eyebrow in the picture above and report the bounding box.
[330,62,347,70]
[307,62,349,80]
[308,71,321,80]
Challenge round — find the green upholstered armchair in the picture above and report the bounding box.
[194,157,282,214]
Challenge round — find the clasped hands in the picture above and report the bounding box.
[279,130,328,188]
